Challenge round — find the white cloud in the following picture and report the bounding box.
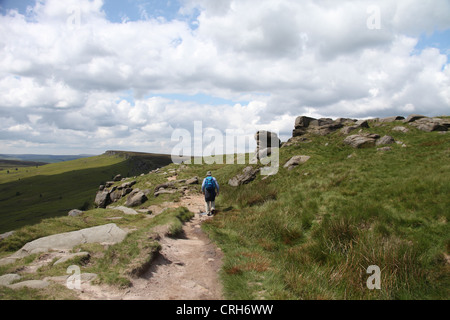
[0,0,449,154]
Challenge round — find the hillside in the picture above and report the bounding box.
[0,159,49,171]
[0,151,173,233]
[0,115,448,300]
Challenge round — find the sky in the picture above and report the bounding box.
[0,0,449,156]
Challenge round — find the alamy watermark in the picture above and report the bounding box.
[366,265,381,290]
[67,1,81,30]
[170,121,280,175]
[66,265,81,290]
[367,5,381,30]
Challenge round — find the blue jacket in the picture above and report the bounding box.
[202,176,219,193]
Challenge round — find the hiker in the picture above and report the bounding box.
[202,171,219,216]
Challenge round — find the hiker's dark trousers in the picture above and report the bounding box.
[204,189,216,213]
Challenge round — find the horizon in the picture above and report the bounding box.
[0,0,449,155]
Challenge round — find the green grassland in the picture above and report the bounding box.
[0,152,172,233]
[0,119,448,300]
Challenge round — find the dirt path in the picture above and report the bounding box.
[78,193,224,300]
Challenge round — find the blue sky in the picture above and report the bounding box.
[0,0,449,155]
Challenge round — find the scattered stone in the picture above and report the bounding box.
[113,174,122,181]
[376,135,395,146]
[228,166,259,187]
[377,147,392,152]
[68,209,84,217]
[283,155,311,171]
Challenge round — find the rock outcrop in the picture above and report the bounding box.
[292,116,352,137]
[408,117,449,132]
[95,180,137,208]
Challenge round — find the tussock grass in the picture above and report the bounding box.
[202,122,450,300]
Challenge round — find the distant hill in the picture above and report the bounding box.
[0,159,49,170]
[0,154,94,164]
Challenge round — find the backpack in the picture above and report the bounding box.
[205,177,216,191]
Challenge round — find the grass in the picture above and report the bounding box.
[0,120,449,300]
[200,121,450,300]
[0,153,172,233]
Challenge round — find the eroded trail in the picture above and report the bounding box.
[79,193,224,300]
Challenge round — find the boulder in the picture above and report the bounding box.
[0,224,127,265]
[405,114,426,123]
[379,116,405,123]
[295,116,316,128]
[344,135,377,149]
[110,206,139,215]
[376,135,395,146]
[283,155,311,171]
[126,189,148,207]
[105,181,115,188]
[354,120,370,128]
[94,190,111,208]
[0,274,21,286]
[121,187,133,197]
[109,189,122,203]
[228,166,259,187]
[409,118,448,132]
[293,116,343,137]
[68,209,84,217]
[113,174,122,181]
[341,119,370,135]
